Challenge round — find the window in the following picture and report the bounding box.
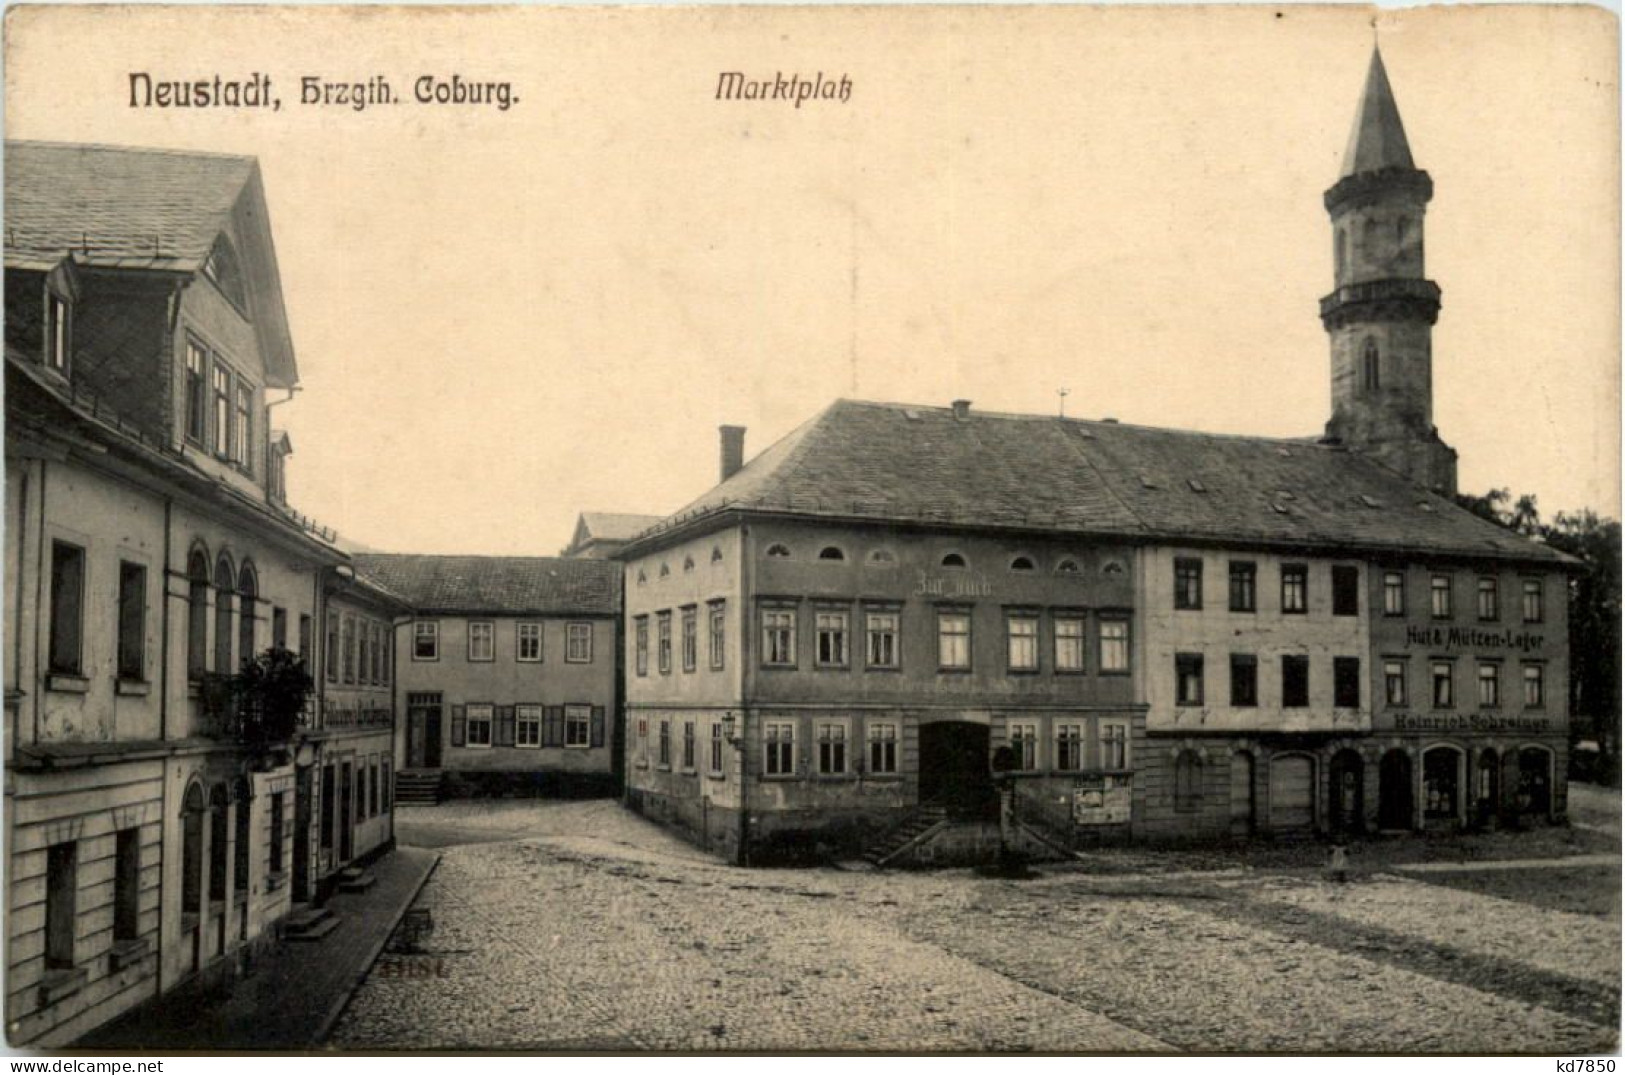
[1006,614,1038,672]
[1477,577,1499,621]
[682,607,698,672]
[1477,663,1501,708]
[1099,619,1130,673]
[764,721,795,775]
[1332,566,1360,616]
[516,704,542,748]
[1282,655,1309,707]
[937,610,971,670]
[868,723,898,774]
[233,381,253,471]
[634,617,649,676]
[709,603,726,670]
[188,552,209,679]
[941,553,967,569]
[1522,579,1544,623]
[382,760,391,811]
[1174,558,1203,610]
[370,760,380,816]
[46,291,70,372]
[517,622,542,662]
[1174,752,1202,813]
[237,564,257,668]
[212,364,232,457]
[1230,654,1258,707]
[815,610,849,667]
[185,341,207,443]
[657,611,673,674]
[565,705,591,748]
[1334,657,1361,708]
[657,720,671,766]
[1361,338,1380,391]
[1228,562,1256,613]
[114,828,141,942]
[818,546,845,561]
[683,556,695,573]
[867,548,896,567]
[1055,558,1080,575]
[341,615,358,682]
[566,623,593,663]
[1385,660,1408,706]
[1054,616,1085,672]
[710,722,725,773]
[45,841,77,971]
[1432,661,1454,708]
[298,614,312,665]
[682,720,696,769]
[48,541,85,675]
[1281,564,1308,614]
[324,614,339,682]
[1523,663,1545,708]
[413,621,439,661]
[271,607,287,651]
[1176,653,1205,705]
[1008,722,1037,770]
[1101,722,1129,770]
[1010,556,1035,572]
[765,544,791,559]
[117,561,146,680]
[214,557,235,674]
[466,704,493,747]
[865,611,899,669]
[1430,575,1453,618]
[1383,572,1406,616]
[711,547,724,564]
[816,721,847,774]
[468,621,494,662]
[1055,723,1083,771]
[762,607,797,667]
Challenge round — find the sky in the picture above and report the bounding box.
[5,4,1618,555]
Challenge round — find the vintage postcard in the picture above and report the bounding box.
[2,2,1618,1057]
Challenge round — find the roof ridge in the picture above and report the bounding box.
[5,138,257,164]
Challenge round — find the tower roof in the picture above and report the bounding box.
[1340,48,1415,178]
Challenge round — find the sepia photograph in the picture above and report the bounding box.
[0,2,1619,1057]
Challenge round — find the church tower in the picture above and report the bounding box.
[1320,48,1457,495]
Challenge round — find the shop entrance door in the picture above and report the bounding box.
[918,722,994,818]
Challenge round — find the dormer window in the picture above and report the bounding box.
[202,235,248,312]
[44,290,70,374]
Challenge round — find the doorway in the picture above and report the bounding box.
[1269,754,1315,834]
[1329,749,1364,835]
[1378,749,1414,830]
[339,762,354,862]
[1517,747,1552,818]
[918,722,993,818]
[407,697,443,769]
[293,766,313,899]
[1229,751,1256,838]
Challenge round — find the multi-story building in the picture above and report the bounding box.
[618,49,1574,861]
[561,512,663,560]
[3,141,346,1045]
[354,555,621,799]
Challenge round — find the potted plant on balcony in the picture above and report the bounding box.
[199,648,313,758]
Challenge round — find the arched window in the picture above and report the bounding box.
[658,562,671,578]
[181,781,206,914]
[636,569,647,586]
[1010,556,1035,572]
[710,547,723,564]
[187,548,210,679]
[237,561,258,667]
[682,556,694,573]
[818,546,845,562]
[1055,558,1080,575]
[1175,750,1203,813]
[213,554,235,674]
[1361,339,1380,391]
[941,553,967,569]
[1335,227,1347,277]
[764,544,791,559]
[866,549,896,567]
[208,785,229,900]
[233,777,252,894]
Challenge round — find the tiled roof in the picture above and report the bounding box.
[5,141,255,272]
[578,512,664,543]
[351,554,621,616]
[630,399,1570,566]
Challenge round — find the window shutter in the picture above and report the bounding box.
[544,706,564,748]
[591,706,606,748]
[496,705,516,747]
[450,704,467,747]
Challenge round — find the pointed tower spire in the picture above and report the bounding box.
[1341,48,1415,177]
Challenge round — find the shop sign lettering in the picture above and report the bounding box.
[1392,713,1553,733]
[913,572,993,598]
[1404,626,1545,652]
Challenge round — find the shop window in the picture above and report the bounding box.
[1424,748,1459,820]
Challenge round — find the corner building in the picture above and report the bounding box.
[620,49,1574,860]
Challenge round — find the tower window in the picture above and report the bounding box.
[1335,227,1347,277]
[1361,340,1380,391]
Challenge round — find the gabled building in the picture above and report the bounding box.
[561,512,664,560]
[4,141,345,1045]
[616,50,1574,862]
[354,555,621,799]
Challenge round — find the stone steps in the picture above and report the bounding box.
[284,905,341,942]
[862,807,950,866]
[338,867,376,894]
[395,770,444,806]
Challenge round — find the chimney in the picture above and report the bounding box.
[719,425,746,483]
[951,399,972,420]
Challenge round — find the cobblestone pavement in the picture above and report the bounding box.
[333,799,1620,1054]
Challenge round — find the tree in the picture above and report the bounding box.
[1457,488,1622,784]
